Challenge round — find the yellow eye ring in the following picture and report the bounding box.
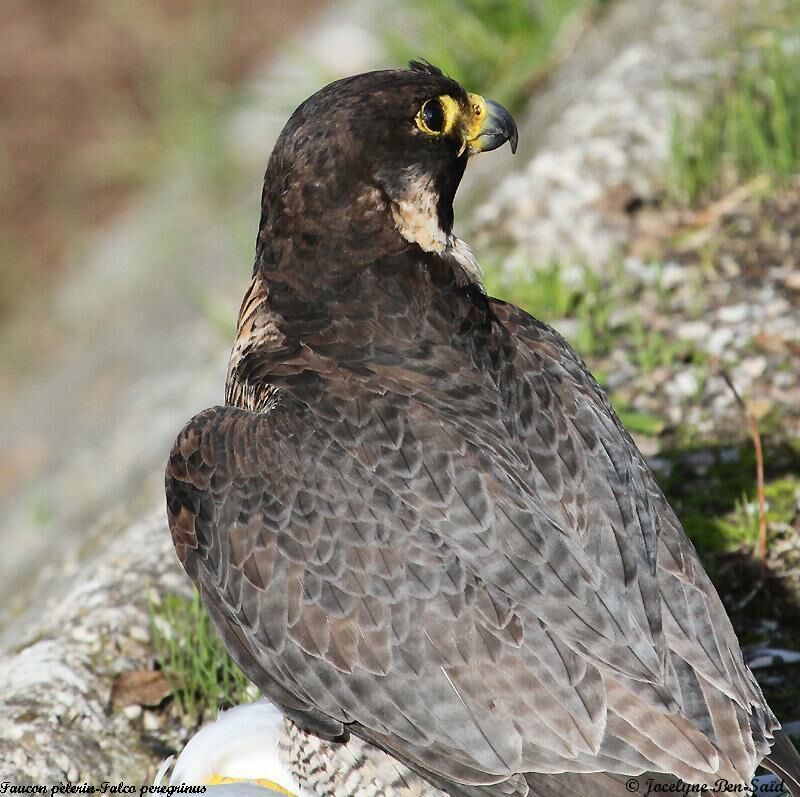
[414,95,460,138]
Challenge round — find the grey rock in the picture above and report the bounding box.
[677,320,712,342]
[717,303,750,324]
[666,370,699,400]
[472,0,750,273]
[744,647,800,670]
[705,326,736,357]
[731,355,768,388]
[0,510,187,780]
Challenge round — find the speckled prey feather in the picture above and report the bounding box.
[165,64,800,797]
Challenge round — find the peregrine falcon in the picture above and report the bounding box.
[165,62,800,797]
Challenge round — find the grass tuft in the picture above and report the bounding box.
[483,259,617,358]
[149,591,255,723]
[670,22,800,205]
[615,407,667,437]
[628,318,704,375]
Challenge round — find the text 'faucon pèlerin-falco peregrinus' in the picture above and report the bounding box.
[165,62,800,797]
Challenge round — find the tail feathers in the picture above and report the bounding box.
[764,731,800,797]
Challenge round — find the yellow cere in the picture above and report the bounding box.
[205,775,298,797]
[463,93,488,142]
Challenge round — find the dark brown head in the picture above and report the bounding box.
[255,62,517,281]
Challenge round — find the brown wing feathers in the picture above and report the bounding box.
[165,65,800,797]
[165,307,787,791]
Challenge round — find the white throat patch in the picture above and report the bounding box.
[390,186,448,254]
[389,180,484,288]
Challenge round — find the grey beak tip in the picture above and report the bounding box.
[485,98,518,154]
[504,108,519,154]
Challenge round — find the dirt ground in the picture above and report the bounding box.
[0,0,323,322]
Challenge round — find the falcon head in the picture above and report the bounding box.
[256,62,517,276]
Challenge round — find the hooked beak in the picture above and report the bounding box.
[463,94,518,156]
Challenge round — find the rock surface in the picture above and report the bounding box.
[471,0,748,269]
[0,511,188,781]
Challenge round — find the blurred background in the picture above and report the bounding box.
[1,0,799,740]
[0,0,315,320]
[0,0,609,638]
[0,0,602,333]
[0,0,336,635]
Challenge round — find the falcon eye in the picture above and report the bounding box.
[416,98,446,135]
[421,99,445,132]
